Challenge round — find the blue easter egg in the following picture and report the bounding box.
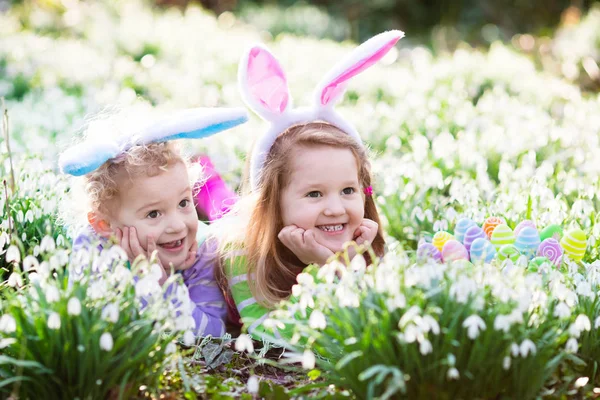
[469,238,496,263]
[514,226,541,258]
[463,225,487,252]
[454,218,477,244]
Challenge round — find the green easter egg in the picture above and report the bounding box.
[497,244,521,262]
[451,259,474,269]
[560,229,586,262]
[539,224,563,241]
[528,256,552,272]
[490,224,516,250]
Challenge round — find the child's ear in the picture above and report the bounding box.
[87,212,113,238]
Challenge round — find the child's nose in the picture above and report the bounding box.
[323,196,345,216]
[165,217,186,233]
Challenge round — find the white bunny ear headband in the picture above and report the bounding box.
[59,107,249,176]
[238,30,404,191]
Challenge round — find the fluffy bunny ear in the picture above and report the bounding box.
[314,30,404,107]
[238,45,291,121]
[59,107,248,177]
[59,140,121,176]
[140,107,249,144]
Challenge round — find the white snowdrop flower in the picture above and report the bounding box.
[309,310,327,330]
[594,316,600,329]
[235,334,254,354]
[575,314,591,332]
[565,338,579,353]
[503,356,511,370]
[302,349,316,369]
[25,209,34,223]
[422,315,440,335]
[399,306,421,328]
[101,303,119,323]
[45,286,60,303]
[0,315,17,333]
[296,272,314,286]
[350,254,366,272]
[494,315,511,333]
[183,330,195,346]
[463,315,486,339]
[403,324,419,344]
[23,255,39,272]
[0,338,16,349]
[67,298,81,316]
[56,235,65,247]
[263,318,285,331]
[554,302,571,319]
[99,332,113,351]
[247,376,259,394]
[48,312,61,330]
[165,342,177,355]
[16,210,23,223]
[386,294,406,311]
[520,339,537,357]
[447,353,456,366]
[446,367,460,380]
[7,272,23,288]
[574,377,589,388]
[6,245,20,263]
[40,236,55,253]
[419,338,433,355]
[510,343,520,357]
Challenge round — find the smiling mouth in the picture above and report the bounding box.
[159,238,184,250]
[317,224,346,233]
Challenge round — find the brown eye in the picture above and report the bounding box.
[179,199,190,208]
[147,210,160,219]
[307,191,322,198]
[342,187,355,195]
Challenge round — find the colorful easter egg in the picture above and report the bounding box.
[469,238,496,263]
[463,225,487,252]
[483,216,505,239]
[514,220,537,237]
[432,231,454,252]
[536,238,563,267]
[417,243,442,263]
[528,257,552,272]
[540,224,563,242]
[560,229,586,262]
[454,218,477,243]
[442,240,469,262]
[497,244,521,262]
[491,224,516,250]
[514,227,541,258]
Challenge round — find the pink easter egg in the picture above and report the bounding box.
[514,220,537,237]
[442,240,469,262]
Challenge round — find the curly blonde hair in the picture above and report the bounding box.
[60,105,202,233]
[85,142,187,217]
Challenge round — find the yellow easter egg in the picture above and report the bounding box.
[432,231,454,252]
[560,229,586,262]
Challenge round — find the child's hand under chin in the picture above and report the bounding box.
[278,225,334,266]
[115,226,198,285]
[347,218,379,261]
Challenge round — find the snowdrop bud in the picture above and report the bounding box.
[7,272,22,288]
[67,298,81,316]
[446,367,460,380]
[503,356,511,370]
[235,334,254,354]
[309,310,327,330]
[48,312,61,329]
[100,332,113,351]
[45,286,60,303]
[101,303,119,323]
[165,342,177,355]
[0,314,17,333]
[23,255,39,272]
[247,376,259,394]
[6,245,20,263]
[302,349,316,370]
[183,330,195,346]
[566,338,579,353]
[40,236,55,253]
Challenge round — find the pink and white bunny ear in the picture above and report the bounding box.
[238,45,292,121]
[314,30,404,108]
